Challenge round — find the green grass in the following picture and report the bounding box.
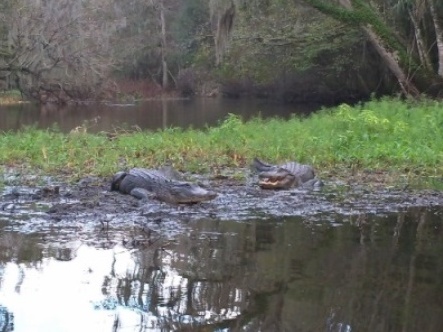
[0,90,26,105]
[0,97,442,183]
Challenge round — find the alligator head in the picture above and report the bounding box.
[253,157,320,190]
[258,167,300,189]
[155,181,218,204]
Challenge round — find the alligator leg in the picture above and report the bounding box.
[130,188,152,200]
[300,177,324,189]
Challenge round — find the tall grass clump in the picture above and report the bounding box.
[308,98,443,172]
[0,97,442,178]
[0,127,112,177]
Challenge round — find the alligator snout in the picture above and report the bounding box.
[253,158,320,190]
[258,171,298,189]
[169,184,218,204]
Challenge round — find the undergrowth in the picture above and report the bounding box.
[0,90,26,105]
[0,97,442,180]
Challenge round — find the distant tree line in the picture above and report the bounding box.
[0,0,442,103]
[0,0,210,103]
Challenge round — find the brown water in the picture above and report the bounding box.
[1,207,443,331]
[0,98,319,133]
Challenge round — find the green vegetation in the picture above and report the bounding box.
[0,98,442,183]
[218,3,366,89]
[0,90,25,105]
[2,1,443,102]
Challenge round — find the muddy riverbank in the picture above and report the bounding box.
[2,168,443,244]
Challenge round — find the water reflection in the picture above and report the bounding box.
[0,99,318,133]
[0,305,14,332]
[0,207,443,331]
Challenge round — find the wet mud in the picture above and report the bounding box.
[2,168,443,243]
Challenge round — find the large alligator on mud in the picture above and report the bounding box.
[111,167,217,204]
[252,158,323,189]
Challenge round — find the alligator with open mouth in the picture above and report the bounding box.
[111,167,217,204]
[252,158,323,189]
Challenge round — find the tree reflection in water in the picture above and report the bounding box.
[102,221,256,331]
[0,208,443,331]
[0,305,14,332]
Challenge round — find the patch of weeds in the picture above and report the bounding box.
[407,176,443,191]
[230,171,248,182]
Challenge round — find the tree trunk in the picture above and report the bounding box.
[309,0,421,97]
[349,0,419,96]
[363,26,420,97]
[210,0,235,66]
[408,7,432,71]
[428,0,443,77]
[160,0,169,88]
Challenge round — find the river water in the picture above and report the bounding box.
[0,98,319,133]
[1,207,443,331]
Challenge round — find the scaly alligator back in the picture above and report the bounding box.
[276,161,315,183]
[251,158,275,172]
[111,168,169,195]
[252,158,315,182]
[111,167,217,204]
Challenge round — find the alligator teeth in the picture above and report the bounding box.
[260,179,280,185]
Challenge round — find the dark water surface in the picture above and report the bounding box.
[1,207,443,331]
[0,99,319,133]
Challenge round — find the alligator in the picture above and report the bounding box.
[111,167,217,204]
[252,158,323,189]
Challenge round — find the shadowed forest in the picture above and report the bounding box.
[1,0,443,105]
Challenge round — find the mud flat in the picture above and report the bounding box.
[2,168,443,244]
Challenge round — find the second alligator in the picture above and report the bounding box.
[252,158,323,189]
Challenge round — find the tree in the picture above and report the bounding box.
[159,0,169,88]
[114,0,185,88]
[0,0,122,103]
[209,0,236,66]
[301,0,443,97]
[428,0,443,76]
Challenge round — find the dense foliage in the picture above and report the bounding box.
[0,0,442,102]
